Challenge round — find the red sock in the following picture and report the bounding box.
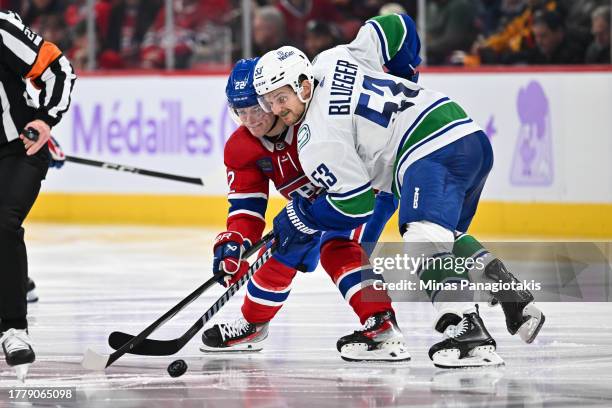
[320,239,393,324]
[241,257,297,324]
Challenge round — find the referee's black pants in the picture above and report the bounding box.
[0,140,48,333]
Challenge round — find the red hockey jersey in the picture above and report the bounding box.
[224,125,319,245]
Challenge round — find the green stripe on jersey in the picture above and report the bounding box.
[368,14,406,60]
[392,101,469,187]
[326,188,375,218]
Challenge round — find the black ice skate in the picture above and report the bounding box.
[429,305,504,369]
[200,318,268,352]
[1,328,35,381]
[337,310,411,362]
[27,278,38,303]
[485,259,545,343]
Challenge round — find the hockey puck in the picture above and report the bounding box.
[22,128,39,142]
[167,359,187,377]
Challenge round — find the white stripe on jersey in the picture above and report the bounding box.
[228,209,266,221]
[328,182,371,201]
[43,70,56,107]
[246,291,284,307]
[45,56,76,118]
[335,265,371,288]
[0,29,37,65]
[251,277,292,294]
[0,83,19,141]
[228,192,268,200]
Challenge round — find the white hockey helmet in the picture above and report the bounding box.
[253,46,314,111]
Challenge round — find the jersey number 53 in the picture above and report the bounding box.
[355,75,419,128]
[311,163,337,189]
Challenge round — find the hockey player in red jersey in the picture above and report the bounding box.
[200,57,410,362]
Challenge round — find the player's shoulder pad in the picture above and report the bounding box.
[224,126,265,169]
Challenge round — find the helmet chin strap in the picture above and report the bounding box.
[295,79,315,124]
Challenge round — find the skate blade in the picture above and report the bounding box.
[14,364,30,382]
[433,345,505,369]
[340,341,412,362]
[519,304,545,344]
[199,343,264,353]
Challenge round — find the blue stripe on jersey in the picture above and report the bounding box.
[309,193,372,231]
[366,20,390,63]
[228,197,267,217]
[328,182,372,199]
[247,280,291,303]
[337,270,363,299]
[395,117,474,191]
[337,267,380,299]
[395,97,450,160]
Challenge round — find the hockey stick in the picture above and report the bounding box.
[22,128,203,186]
[81,231,274,370]
[107,240,276,356]
[65,156,204,186]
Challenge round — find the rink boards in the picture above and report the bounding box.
[30,68,612,237]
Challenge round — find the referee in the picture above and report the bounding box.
[0,9,75,378]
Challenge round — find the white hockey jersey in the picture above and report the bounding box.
[297,15,482,223]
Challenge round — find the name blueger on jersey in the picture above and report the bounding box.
[329,60,358,116]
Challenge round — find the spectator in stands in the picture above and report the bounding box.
[275,0,343,49]
[102,0,162,68]
[522,10,585,64]
[0,0,20,10]
[426,0,480,65]
[64,1,112,38]
[460,0,558,66]
[68,20,96,70]
[21,0,65,31]
[36,14,69,51]
[585,6,610,63]
[253,6,287,55]
[304,19,341,59]
[562,0,609,34]
[478,0,527,37]
[140,0,231,69]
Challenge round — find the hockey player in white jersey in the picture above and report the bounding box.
[253,14,544,368]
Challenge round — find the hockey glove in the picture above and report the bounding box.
[213,231,251,286]
[272,195,322,272]
[47,136,66,169]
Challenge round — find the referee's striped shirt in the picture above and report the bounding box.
[0,10,76,147]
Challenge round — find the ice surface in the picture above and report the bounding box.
[1,224,611,407]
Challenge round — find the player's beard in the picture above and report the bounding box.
[280,107,302,126]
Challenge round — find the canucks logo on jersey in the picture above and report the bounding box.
[297,124,311,151]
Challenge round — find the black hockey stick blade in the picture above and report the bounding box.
[65,155,204,186]
[107,238,276,356]
[83,271,221,369]
[84,232,273,369]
